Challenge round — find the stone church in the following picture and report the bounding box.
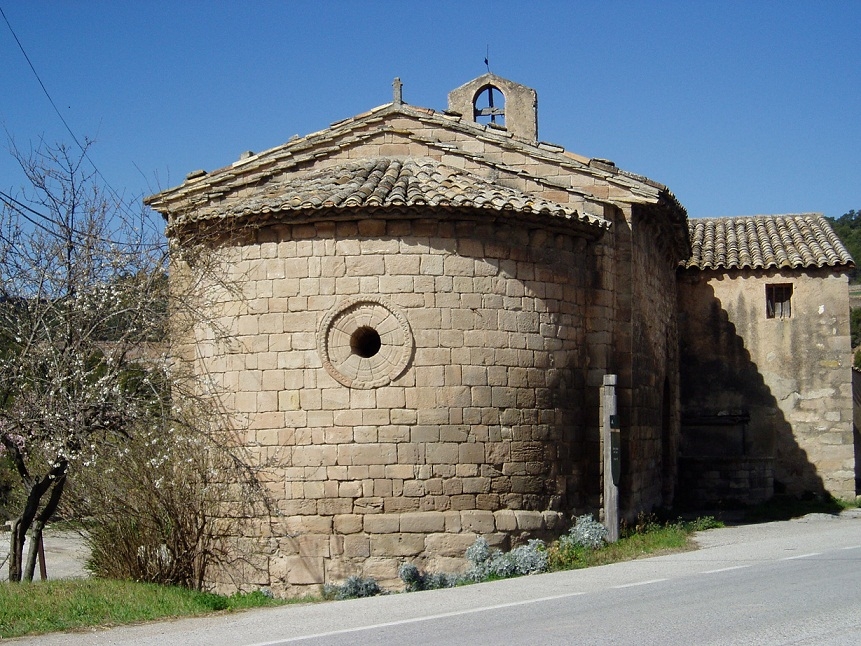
[145,74,855,595]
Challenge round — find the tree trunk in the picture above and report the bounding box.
[8,517,24,582]
[23,474,66,582]
[23,521,44,582]
[6,466,66,582]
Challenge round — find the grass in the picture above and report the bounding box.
[0,579,293,639]
[0,515,724,638]
[547,516,723,571]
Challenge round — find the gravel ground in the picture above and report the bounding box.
[0,528,89,581]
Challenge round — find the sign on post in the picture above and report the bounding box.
[602,374,620,542]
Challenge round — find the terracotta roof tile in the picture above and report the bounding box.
[683,214,853,270]
[169,157,610,234]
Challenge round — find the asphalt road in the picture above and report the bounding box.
[10,512,861,645]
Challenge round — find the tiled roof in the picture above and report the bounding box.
[146,101,681,218]
[683,214,854,270]
[168,157,610,234]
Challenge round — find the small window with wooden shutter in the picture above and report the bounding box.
[766,283,792,319]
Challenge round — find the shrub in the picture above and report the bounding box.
[465,537,548,581]
[322,575,383,600]
[562,514,608,550]
[399,537,548,592]
[62,403,267,591]
[548,514,608,569]
[398,563,460,592]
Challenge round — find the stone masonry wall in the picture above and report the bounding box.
[626,206,681,515]
[678,267,855,500]
[189,214,601,596]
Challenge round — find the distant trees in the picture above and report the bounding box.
[826,210,861,360]
[825,209,861,284]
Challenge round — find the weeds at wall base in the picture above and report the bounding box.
[326,514,723,600]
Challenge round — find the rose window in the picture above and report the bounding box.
[318,297,413,389]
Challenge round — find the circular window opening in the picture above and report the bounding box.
[318,297,413,389]
[350,326,382,358]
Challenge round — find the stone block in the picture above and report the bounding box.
[272,555,324,585]
[383,497,421,513]
[370,533,426,557]
[333,514,363,534]
[460,510,496,533]
[442,478,463,495]
[450,494,476,510]
[295,534,331,558]
[411,426,440,442]
[462,477,491,494]
[354,497,384,514]
[542,511,564,530]
[364,514,401,534]
[475,493,499,510]
[386,464,416,480]
[292,445,338,467]
[317,498,353,515]
[514,510,545,531]
[284,515,333,535]
[440,426,469,442]
[399,511,446,533]
[420,255,444,276]
[459,443,486,463]
[425,532,478,557]
[343,535,370,558]
[441,510,462,533]
[402,480,425,497]
[301,480,324,500]
[346,256,385,276]
[426,442,460,464]
[338,443,397,465]
[494,509,518,531]
[362,557,400,582]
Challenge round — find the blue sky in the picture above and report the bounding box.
[1,1,858,220]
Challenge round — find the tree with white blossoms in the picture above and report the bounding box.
[0,141,173,582]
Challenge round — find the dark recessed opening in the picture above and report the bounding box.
[350,326,381,358]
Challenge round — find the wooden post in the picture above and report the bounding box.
[603,374,620,542]
[37,534,47,580]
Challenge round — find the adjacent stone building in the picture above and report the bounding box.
[145,74,855,595]
[677,214,855,505]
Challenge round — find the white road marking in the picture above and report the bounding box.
[780,552,821,561]
[702,565,751,574]
[243,591,587,645]
[840,545,861,550]
[612,578,667,589]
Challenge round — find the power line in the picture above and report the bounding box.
[0,6,148,221]
[0,188,165,251]
[0,6,87,155]
[0,190,57,236]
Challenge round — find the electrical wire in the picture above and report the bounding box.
[0,188,165,251]
[0,6,153,223]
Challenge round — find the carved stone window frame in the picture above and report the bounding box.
[317,296,413,389]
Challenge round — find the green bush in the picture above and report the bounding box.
[62,409,267,591]
[398,563,460,592]
[322,575,384,600]
[547,514,607,569]
[464,537,548,581]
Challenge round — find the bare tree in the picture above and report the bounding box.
[0,140,175,581]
